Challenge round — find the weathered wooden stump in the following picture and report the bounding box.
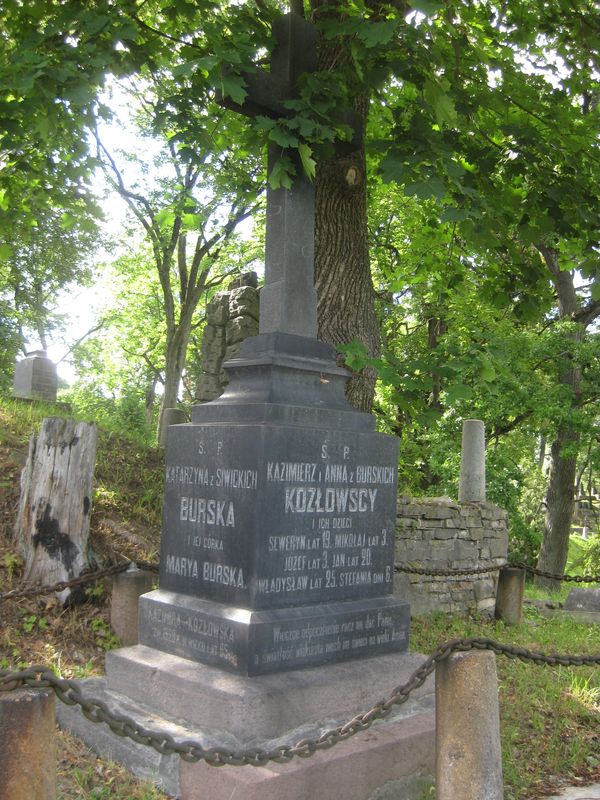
[14,416,98,603]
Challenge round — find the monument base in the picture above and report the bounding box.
[139,590,410,675]
[57,645,435,799]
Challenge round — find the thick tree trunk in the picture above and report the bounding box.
[315,140,380,411]
[14,417,97,604]
[312,7,380,412]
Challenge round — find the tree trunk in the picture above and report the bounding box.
[158,327,190,440]
[535,246,583,590]
[312,8,380,412]
[537,430,579,590]
[14,417,98,604]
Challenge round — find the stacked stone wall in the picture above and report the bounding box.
[195,273,259,402]
[394,496,508,616]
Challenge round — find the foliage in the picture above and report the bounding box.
[0,206,99,360]
[571,535,600,577]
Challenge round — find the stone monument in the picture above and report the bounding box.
[138,9,408,678]
[58,10,434,798]
[195,272,260,403]
[13,350,58,402]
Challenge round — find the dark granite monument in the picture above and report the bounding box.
[138,11,409,676]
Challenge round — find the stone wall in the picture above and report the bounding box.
[394,496,508,616]
[195,273,259,402]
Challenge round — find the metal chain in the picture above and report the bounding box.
[394,561,600,583]
[1,637,598,767]
[517,563,600,584]
[394,563,505,577]
[2,557,596,605]
[0,560,159,603]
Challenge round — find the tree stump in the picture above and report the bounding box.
[14,417,98,604]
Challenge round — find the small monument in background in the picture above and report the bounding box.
[13,350,58,402]
[195,272,259,403]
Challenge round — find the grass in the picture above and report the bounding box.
[410,607,600,799]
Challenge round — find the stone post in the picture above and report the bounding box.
[459,419,486,503]
[495,567,525,625]
[159,407,187,447]
[111,564,156,646]
[0,688,56,800]
[436,650,504,800]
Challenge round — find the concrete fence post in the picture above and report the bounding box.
[495,567,525,625]
[111,564,156,646]
[0,688,56,800]
[436,650,504,799]
[459,419,486,503]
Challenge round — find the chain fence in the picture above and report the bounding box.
[0,559,159,604]
[0,636,598,767]
[393,561,600,584]
[1,558,597,605]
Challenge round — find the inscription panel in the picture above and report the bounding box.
[159,425,261,607]
[255,425,398,608]
[139,591,410,675]
[160,423,398,609]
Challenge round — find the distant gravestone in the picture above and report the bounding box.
[13,350,58,402]
[459,419,486,503]
[564,588,600,612]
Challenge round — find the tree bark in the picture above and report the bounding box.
[14,417,98,604]
[312,5,380,412]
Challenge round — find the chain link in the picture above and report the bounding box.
[2,558,595,605]
[0,560,159,603]
[394,561,600,583]
[1,637,598,766]
[394,563,505,577]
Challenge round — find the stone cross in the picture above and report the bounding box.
[221,12,318,338]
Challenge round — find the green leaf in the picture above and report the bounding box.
[444,384,473,404]
[424,79,457,128]
[221,74,247,106]
[269,125,299,149]
[405,177,446,201]
[357,20,398,48]
[410,0,444,14]
[440,206,470,223]
[268,156,295,190]
[298,143,316,181]
[0,243,13,261]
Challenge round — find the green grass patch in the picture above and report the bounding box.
[411,609,600,798]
